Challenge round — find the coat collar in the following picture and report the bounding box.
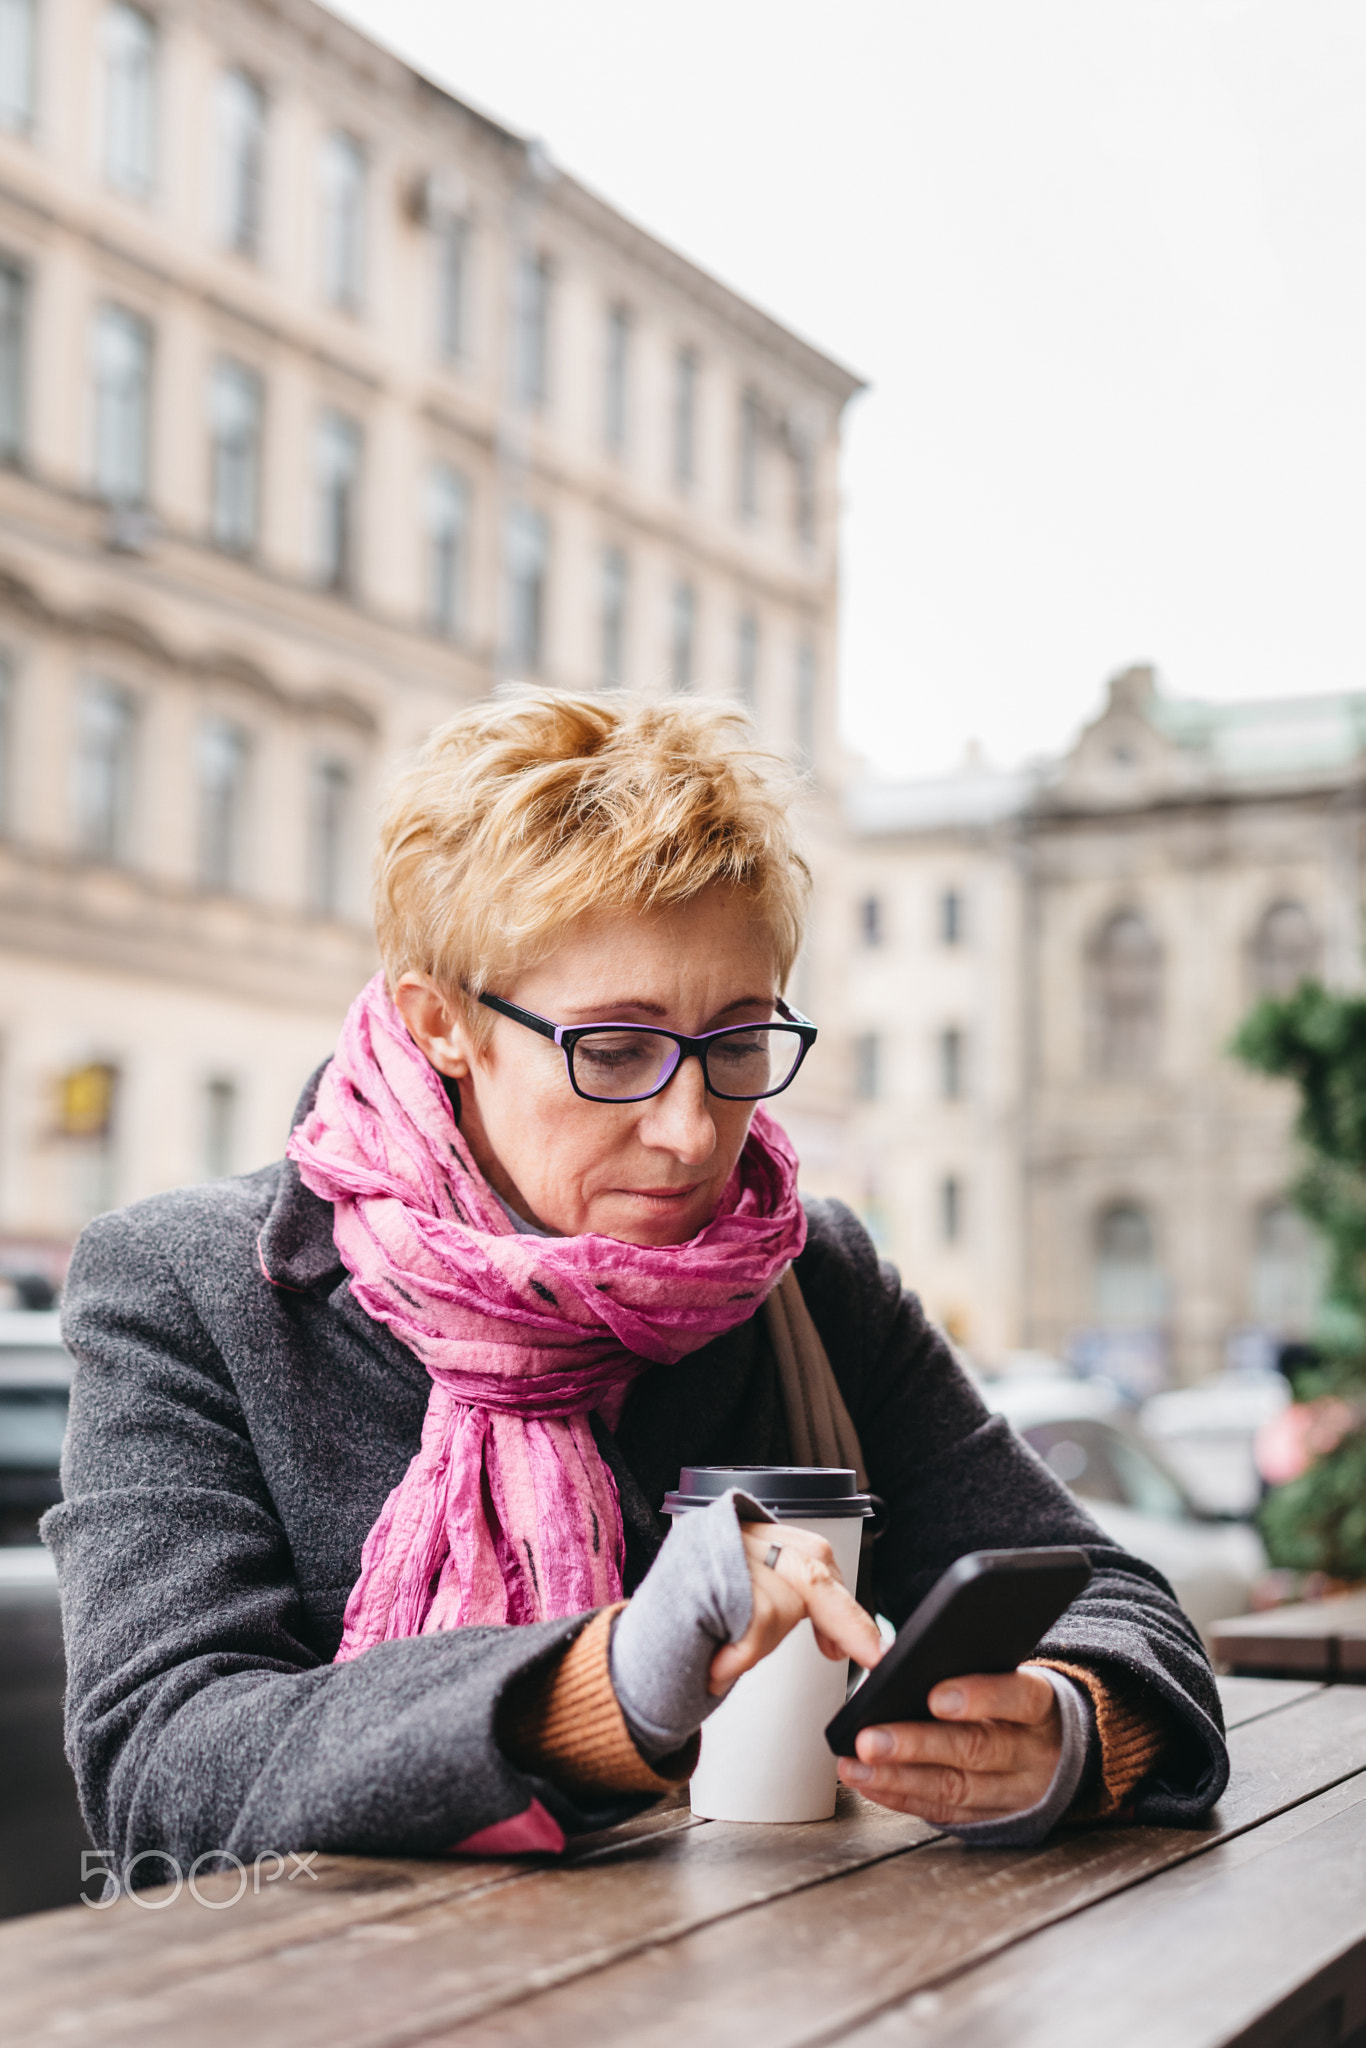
[257,1062,345,1292]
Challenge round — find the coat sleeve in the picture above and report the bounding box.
[794,1200,1230,1825]
[43,1210,647,1882]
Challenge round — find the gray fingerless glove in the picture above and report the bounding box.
[609,1489,773,1760]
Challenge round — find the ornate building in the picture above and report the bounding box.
[0,0,861,1273]
[834,667,1349,1385]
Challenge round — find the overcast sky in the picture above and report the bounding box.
[333,0,1366,777]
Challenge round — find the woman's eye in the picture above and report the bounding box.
[710,1036,767,1068]
[577,1035,656,1072]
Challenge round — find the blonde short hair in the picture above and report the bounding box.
[374,690,810,1032]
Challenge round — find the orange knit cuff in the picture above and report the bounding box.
[499,1604,699,1800]
[1035,1658,1170,1818]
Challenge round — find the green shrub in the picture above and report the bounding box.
[1258,1430,1366,1581]
[1233,984,1366,1577]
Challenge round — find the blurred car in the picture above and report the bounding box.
[983,1376,1266,1636]
[0,1309,88,1919]
[0,1309,69,1545]
[1141,1371,1289,1518]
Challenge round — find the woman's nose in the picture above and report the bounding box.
[639,1055,717,1164]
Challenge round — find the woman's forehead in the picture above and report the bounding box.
[506,894,780,1013]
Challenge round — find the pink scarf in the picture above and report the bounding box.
[284,974,806,1659]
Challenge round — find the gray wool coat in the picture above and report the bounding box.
[44,1084,1229,1876]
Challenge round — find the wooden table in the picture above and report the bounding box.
[1212,1590,1366,1681]
[3,1677,1366,2048]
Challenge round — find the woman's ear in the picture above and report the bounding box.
[392,975,474,1079]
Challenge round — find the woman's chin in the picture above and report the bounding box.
[590,1191,716,1247]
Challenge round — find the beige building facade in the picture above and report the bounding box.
[818,763,1032,1361]
[837,667,1352,1386]
[0,0,861,1275]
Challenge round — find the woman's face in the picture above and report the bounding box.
[394,888,782,1247]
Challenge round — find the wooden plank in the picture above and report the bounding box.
[838,1772,1366,2048]
[1212,1590,1366,1680]
[1214,1590,1366,1639]
[11,1687,1365,2048]
[1216,1675,1324,1727]
[440,1686,1366,2048]
[1215,1633,1332,1677]
[0,1794,934,2048]
[0,1799,697,2024]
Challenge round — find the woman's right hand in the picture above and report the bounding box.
[608,1491,883,1762]
[709,1522,884,1693]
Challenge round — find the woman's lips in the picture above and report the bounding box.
[616,1185,701,1205]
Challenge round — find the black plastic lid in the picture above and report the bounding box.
[662,1464,875,1520]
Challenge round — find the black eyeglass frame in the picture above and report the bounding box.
[477,992,818,1104]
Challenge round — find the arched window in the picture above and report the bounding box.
[1090,910,1161,1077]
[1094,1202,1164,1328]
[1251,901,1318,998]
[1251,1199,1322,1336]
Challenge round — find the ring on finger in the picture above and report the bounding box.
[763,1543,782,1571]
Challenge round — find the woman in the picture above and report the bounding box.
[47,693,1227,1876]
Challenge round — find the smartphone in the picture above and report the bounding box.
[824,1546,1093,1757]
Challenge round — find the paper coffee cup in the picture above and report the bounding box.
[661,1465,874,1824]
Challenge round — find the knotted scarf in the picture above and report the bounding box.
[284,974,806,1658]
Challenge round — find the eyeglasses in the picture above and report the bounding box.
[477,993,818,1104]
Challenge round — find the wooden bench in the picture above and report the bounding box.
[1212,1589,1366,1681]
[1,1676,1363,2048]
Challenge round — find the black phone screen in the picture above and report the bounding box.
[825,1546,1093,1757]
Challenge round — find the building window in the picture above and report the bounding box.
[1090,908,1161,1077]
[673,346,697,492]
[197,716,249,892]
[794,638,816,765]
[792,432,815,548]
[513,249,551,411]
[939,1025,965,1100]
[319,132,365,311]
[91,304,151,505]
[75,680,136,862]
[0,651,11,829]
[738,386,760,520]
[208,359,261,553]
[308,755,351,917]
[425,464,469,637]
[102,3,156,198]
[940,1173,963,1245]
[853,1030,880,1101]
[1252,900,1318,998]
[940,887,964,945]
[215,69,265,259]
[603,301,630,457]
[434,211,469,362]
[735,612,759,713]
[1251,1199,1322,1337]
[503,504,548,674]
[203,1075,238,1179]
[669,581,696,692]
[600,544,628,688]
[314,410,361,591]
[60,1059,121,1217]
[0,259,25,463]
[0,0,35,135]
[1094,1202,1163,1327]
[859,895,883,948]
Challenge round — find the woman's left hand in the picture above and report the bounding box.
[836,1665,1063,1824]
